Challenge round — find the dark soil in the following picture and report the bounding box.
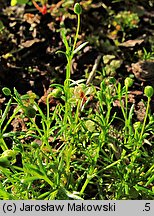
[0,0,154,120]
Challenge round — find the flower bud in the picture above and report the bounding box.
[0,156,10,167]
[144,86,154,98]
[133,121,141,130]
[50,88,62,98]
[74,3,82,15]
[2,87,11,96]
[124,77,133,88]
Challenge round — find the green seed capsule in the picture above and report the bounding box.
[2,149,16,157]
[0,156,10,167]
[2,87,11,96]
[74,3,82,15]
[24,105,36,118]
[50,88,62,98]
[124,77,134,88]
[144,86,154,98]
[133,121,141,130]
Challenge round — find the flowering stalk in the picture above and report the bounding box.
[139,86,154,142]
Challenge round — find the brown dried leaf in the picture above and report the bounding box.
[21,38,45,48]
[119,39,144,47]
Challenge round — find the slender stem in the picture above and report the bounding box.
[125,86,128,121]
[63,13,81,129]
[75,99,81,124]
[65,57,72,99]
[72,14,80,54]
[30,118,43,137]
[65,13,80,96]
[46,94,52,138]
[140,97,150,141]
[1,97,12,129]
[2,106,21,134]
[124,86,128,143]
[80,178,90,195]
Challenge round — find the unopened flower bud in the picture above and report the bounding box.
[124,77,133,88]
[74,3,82,15]
[144,86,154,98]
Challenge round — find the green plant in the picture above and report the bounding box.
[56,3,88,135]
[0,3,90,200]
[115,11,139,29]
[103,55,122,76]
[110,10,140,41]
[1,80,154,199]
[0,88,20,151]
[139,86,154,141]
[1,2,154,200]
[142,48,154,60]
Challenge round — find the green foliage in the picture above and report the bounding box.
[103,55,122,76]
[142,48,154,60]
[1,81,154,199]
[114,11,139,30]
[0,1,154,200]
[109,10,140,42]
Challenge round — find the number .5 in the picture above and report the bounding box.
[144,203,150,211]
